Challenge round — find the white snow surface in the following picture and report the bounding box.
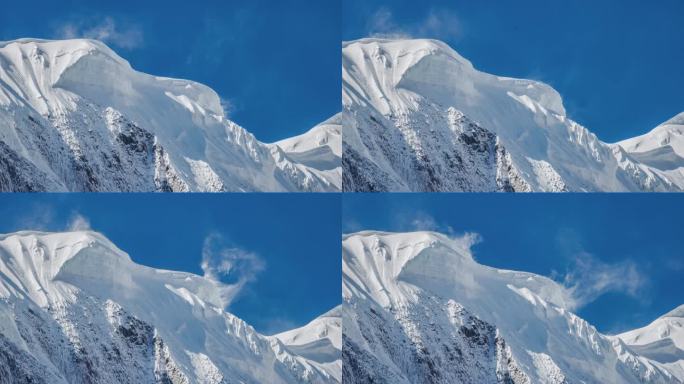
[274,306,342,382]
[0,230,340,383]
[272,113,342,190]
[342,230,682,383]
[617,305,684,381]
[342,38,683,191]
[0,38,339,191]
[616,112,684,186]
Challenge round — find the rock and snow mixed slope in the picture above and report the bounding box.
[0,38,340,192]
[0,231,340,383]
[342,38,683,192]
[342,230,683,383]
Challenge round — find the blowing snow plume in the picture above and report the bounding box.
[200,233,265,308]
[0,230,340,383]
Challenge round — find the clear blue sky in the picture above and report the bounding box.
[0,194,341,335]
[343,193,684,334]
[0,0,340,143]
[343,0,684,142]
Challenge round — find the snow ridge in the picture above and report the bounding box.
[342,38,683,192]
[617,304,684,381]
[342,230,683,383]
[0,38,340,191]
[0,231,341,383]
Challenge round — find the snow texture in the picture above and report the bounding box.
[0,231,340,383]
[342,38,683,192]
[0,38,340,192]
[617,305,684,381]
[342,230,683,383]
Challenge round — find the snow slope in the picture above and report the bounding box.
[274,306,342,382]
[616,112,684,187]
[342,38,682,192]
[342,230,682,383]
[618,305,684,381]
[0,231,340,383]
[0,38,339,191]
[272,113,342,190]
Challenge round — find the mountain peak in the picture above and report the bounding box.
[663,111,684,126]
[0,230,341,383]
[0,37,131,74]
[343,37,473,66]
[663,304,684,318]
[0,229,127,257]
[343,230,574,311]
[0,230,134,307]
[0,37,117,53]
[342,37,684,192]
[617,111,684,157]
[342,37,565,117]
[0,37,341,192]
[343,230,475,265]
[344,230,679,383]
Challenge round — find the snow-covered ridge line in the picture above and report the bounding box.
[342,230,683,383]
[0,38,340,191]
[342,37,683,192]
[273,305,343,382]
[0,230,341,383]
[616,304,684,381]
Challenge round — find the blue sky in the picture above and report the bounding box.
[343,0,684,142]
[0,194,341,335]
[343,193,684,334]
[0,0,340,142]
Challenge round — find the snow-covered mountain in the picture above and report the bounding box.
[274,306,342,382]
[0,38,340,192]
[273,113,342,191]
[618,305,684,381]
[342,230,683,383]
[0,230,340,383]
[616,113,684,188]
[342,38,683,192]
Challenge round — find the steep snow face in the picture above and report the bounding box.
[0,38,339,191]
[274,306,342,382]
[342,38,681,192]
[342,231,681,383]
[0,231,340,383]
[617,305,684,380]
